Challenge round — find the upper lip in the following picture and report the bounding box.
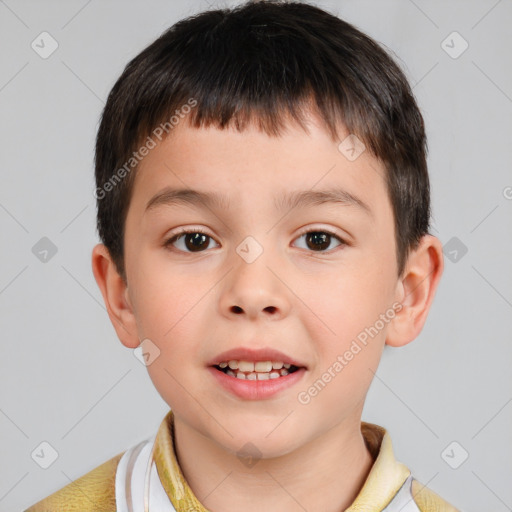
[208,347,308,369]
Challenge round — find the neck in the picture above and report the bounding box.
[172,414,375,512]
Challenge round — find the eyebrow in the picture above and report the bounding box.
[145,186,372,216]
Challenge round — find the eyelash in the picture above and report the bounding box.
[164,227,347,254]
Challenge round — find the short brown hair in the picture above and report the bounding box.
[95,0,430,283]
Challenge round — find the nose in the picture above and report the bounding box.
[231,303,277,316]
[219,251,291,321]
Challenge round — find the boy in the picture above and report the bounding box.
[24,0,459,510]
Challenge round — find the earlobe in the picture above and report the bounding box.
[91,243,140,349]
[386,235,444,348]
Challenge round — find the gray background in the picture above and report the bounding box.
[1,0,511,511]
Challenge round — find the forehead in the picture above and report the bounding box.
[130,116,388,218]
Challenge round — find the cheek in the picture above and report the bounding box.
[304,280,388,415]
[129,262,214,373]
[301,258,395,391]
[310,265,395,337]
[131,273,207,408]
[129,252,199,337]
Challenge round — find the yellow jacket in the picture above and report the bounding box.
[24,410,460,511]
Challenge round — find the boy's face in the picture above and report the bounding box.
[119,114,403,455]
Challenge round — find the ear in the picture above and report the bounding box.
[386,235,444,347]
[91,243,140,349]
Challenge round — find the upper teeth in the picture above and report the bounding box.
[219,360,292,372]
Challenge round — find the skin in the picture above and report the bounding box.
[92,110,443,512]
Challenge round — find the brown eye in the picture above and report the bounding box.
[294,230,345,252]
[307,232,330,251]
[165,230,218,253]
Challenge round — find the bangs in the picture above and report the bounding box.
[118,4,398,163]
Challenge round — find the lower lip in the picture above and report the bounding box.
[207,366,307,400]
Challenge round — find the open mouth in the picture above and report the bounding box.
[213,363,301,380]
